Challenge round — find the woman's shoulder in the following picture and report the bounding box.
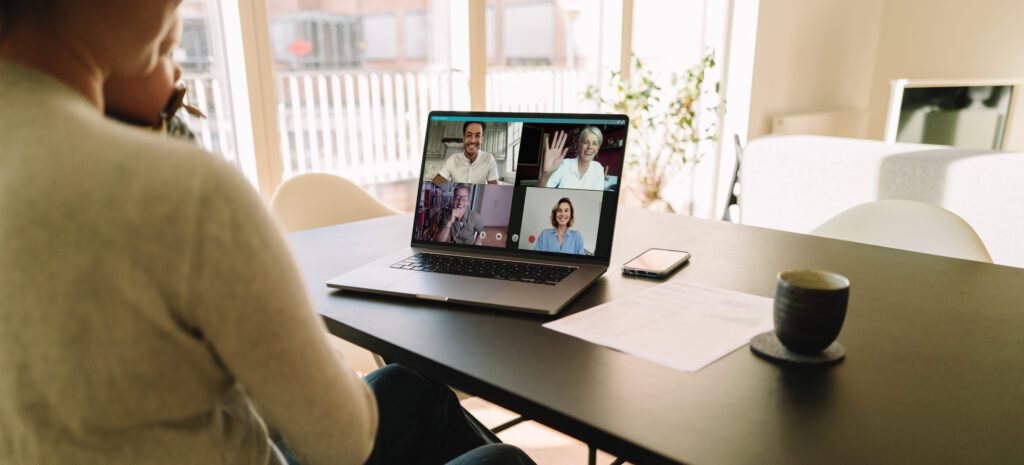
[78,117,261,222]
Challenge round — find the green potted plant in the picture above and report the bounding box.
[584,50,720,213]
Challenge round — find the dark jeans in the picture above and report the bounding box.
[276,364,535,465]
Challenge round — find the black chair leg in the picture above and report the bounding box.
[590,447,626,465]
[491,415,529,434]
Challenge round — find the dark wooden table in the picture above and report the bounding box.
[288,207,1024,465]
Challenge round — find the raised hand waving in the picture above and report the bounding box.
[542,130,569,174]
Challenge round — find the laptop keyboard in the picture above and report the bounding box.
[391,253,577,285]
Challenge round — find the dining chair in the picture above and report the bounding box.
[721,134,745,223]
[270,173,399,374]
[810,199,992,263]
[270,172,399,233]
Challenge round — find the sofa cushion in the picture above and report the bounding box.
[740,135,1024,268]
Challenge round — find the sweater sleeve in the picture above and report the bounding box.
[180,160,377,465]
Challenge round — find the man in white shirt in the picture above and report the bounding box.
[432,121,499,185]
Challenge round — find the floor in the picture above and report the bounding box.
[462,397,624,465]
[332,332,623,465]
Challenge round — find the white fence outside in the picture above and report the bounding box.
[183,68,595,187]
[486,68,596,113]
[275,69,468,186]
[181,74,239,167]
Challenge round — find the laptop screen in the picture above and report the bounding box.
[411,112,628,263]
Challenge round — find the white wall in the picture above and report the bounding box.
[747,0,1024,150]
[746,0,883,139]
[866,0,1024,151]
[477,185,514,227]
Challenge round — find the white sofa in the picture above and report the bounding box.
[740,135,1024,268]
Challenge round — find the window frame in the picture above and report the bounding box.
[221,0,748,218]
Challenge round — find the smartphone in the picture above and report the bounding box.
[622,248,691,278]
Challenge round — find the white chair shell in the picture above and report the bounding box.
[270,173,400,373]
[811,199,992,263]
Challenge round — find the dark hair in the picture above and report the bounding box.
[0,0,50,41]
[462,121,486,134]
[550,198,575,228]
[0,0,16,39]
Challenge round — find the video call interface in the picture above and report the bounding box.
[412,115,628,260]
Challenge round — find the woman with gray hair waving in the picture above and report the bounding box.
[539,126,608,190]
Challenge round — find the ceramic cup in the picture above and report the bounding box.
[774,270,850,355]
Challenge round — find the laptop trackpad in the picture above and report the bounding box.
[388,273,503,302]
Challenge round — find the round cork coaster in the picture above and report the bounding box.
[750,331,845,366]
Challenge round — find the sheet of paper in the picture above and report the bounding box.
[544,280,774,372]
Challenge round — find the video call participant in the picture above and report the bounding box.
[433,184,485,245]
[432,121,499,185]
[539,126,607,190]
[534,198,586,255]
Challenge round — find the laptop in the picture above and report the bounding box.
[327,111,629,315]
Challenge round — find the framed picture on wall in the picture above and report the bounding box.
[884,79,1024,150]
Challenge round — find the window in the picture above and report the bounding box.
[189,0,743,216]
[363,14,398,61]
[269,13,362,69]
[632,0,706,71]
[178,14,212,73]
[404,11,429,60]
[264,0,468,210]
[484,0,607,113]
[501,2,554,66]
[630,0,732,217]
[177,0,253,184]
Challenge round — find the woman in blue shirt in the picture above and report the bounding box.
[534,198,587,255]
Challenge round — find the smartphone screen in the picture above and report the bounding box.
[624,249,690,273]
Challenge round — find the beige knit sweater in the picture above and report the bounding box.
[0,61,377,465]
